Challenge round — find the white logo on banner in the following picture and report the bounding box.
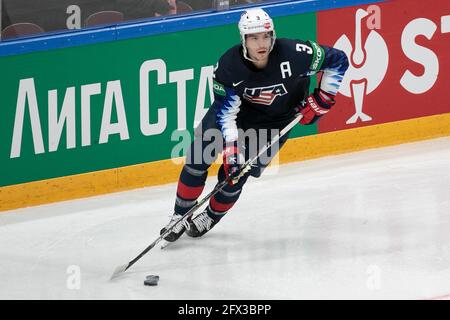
[334,7,388,124]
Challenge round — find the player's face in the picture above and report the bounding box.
[245,32,272,62]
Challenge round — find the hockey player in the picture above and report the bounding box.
[160,7,349,241]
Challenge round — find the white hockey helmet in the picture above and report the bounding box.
[238,8,276,61]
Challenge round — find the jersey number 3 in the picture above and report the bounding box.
[296,44,313,54]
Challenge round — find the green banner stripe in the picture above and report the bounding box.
[0,12,317,187]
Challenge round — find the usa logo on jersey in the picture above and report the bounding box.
[243,84,287,106]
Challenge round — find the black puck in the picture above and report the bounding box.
[144,275,159,286]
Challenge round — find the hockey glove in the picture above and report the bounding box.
[297,89,335,125]
[223,142,244,185]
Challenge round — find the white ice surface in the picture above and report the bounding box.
[1,137,450,300]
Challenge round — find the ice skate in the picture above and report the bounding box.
[185,209,221,238]
[160,213,191,242]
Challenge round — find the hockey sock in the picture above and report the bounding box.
[174,165,208,215]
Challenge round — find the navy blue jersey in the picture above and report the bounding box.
[212,38,348,143]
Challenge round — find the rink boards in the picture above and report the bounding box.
[0,0,449,211]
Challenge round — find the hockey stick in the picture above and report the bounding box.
[110,114,303,280]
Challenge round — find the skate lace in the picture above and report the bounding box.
[192,212,214,232]
[170,215,191,232]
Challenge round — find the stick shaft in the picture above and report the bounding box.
[113,114,302,277]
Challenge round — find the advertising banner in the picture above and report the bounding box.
[0,12,317,187]
[317,0,450,133]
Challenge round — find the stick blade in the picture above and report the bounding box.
[160,240,172,250]
[110,263,129,280]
